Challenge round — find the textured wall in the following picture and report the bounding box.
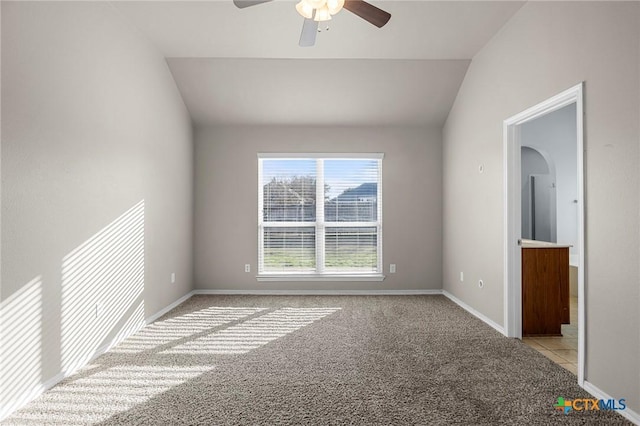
[194,125,442,292]
[1,1,193,416]
[443,1,639,412]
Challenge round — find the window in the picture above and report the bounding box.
[258,154,383,279]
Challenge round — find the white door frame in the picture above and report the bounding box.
[503,82,585,385]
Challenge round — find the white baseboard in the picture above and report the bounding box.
[442,290,506,335]
[0,372,65,421]
[146,292,195,324]
[192,289,443,296]
[0,291,195,422]
[2,288,445,420]
[583,381,640,425]
[8,288,636,426]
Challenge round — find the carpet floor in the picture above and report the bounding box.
[2,295,632,425]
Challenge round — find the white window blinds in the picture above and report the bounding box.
[258,154,383,276]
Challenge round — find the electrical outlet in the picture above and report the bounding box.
[245,264,251,273]
[390,264,396,274]
[460,272,464,282]
[171,272,176,284]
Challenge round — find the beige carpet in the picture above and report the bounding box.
[2,295,631,425]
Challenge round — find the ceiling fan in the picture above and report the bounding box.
[233,0,391,47]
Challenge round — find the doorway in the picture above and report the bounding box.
[503,83,585,385]
[521,146,557,243]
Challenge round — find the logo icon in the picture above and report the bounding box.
[554,396,627,414]
[555,397,572,415]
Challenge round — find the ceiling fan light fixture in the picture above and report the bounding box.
[326,0,345,15]
[306,0,327,10]
[234,0,392,47]
[313,4,332,21]
[295,0,314,19]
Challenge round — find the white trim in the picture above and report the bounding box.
[442,290,506,335]
[315,158,326,274]
[258,152,384,159]
[60,316,147,380]
[503,120,522,339]
[261,221,380,228]
[145,292,194,324]
[76,292,194,370]
[377,158,384,273]
[0,372,65,421]
[575,84,586,387]
[192,289,440,296]
[503,85,580,126]
[503,82,585,386]
[257,158,264,273]
[42,371,66,391]
[1,313,148,421]
[258,156,383,276]
[256,274,386,282]
[582,381,640,425]
[0,291,195,422]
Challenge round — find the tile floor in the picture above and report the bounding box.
[523,296,578,374]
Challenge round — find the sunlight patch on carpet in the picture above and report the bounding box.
[111,306,266,354]
[2,365,213,425]
[163,307,341,355]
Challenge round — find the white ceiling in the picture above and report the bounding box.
[112,1,526,126]
[167,58,470,126]
[113,1,525,59]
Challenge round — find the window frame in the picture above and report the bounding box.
[257,153,384,281]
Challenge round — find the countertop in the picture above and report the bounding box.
[520,239,573,248]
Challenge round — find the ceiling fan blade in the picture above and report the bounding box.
[343,0,391,28]
[233,0,273,9]
[299,18,318,47]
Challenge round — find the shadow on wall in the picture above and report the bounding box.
[0,200,146,419]
[61,200,146,374]
[0,276,44,418]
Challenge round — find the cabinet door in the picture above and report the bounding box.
[522,248,568,336]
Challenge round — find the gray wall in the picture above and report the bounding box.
[521,104,578,259]
[194,125,442,291]
[1,2,193,415]
[443,1,639,411]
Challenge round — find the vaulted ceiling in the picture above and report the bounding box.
[113,1,526,126]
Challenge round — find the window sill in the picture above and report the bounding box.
[256,274,386,282]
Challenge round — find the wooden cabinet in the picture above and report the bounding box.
[522,245,570,336]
